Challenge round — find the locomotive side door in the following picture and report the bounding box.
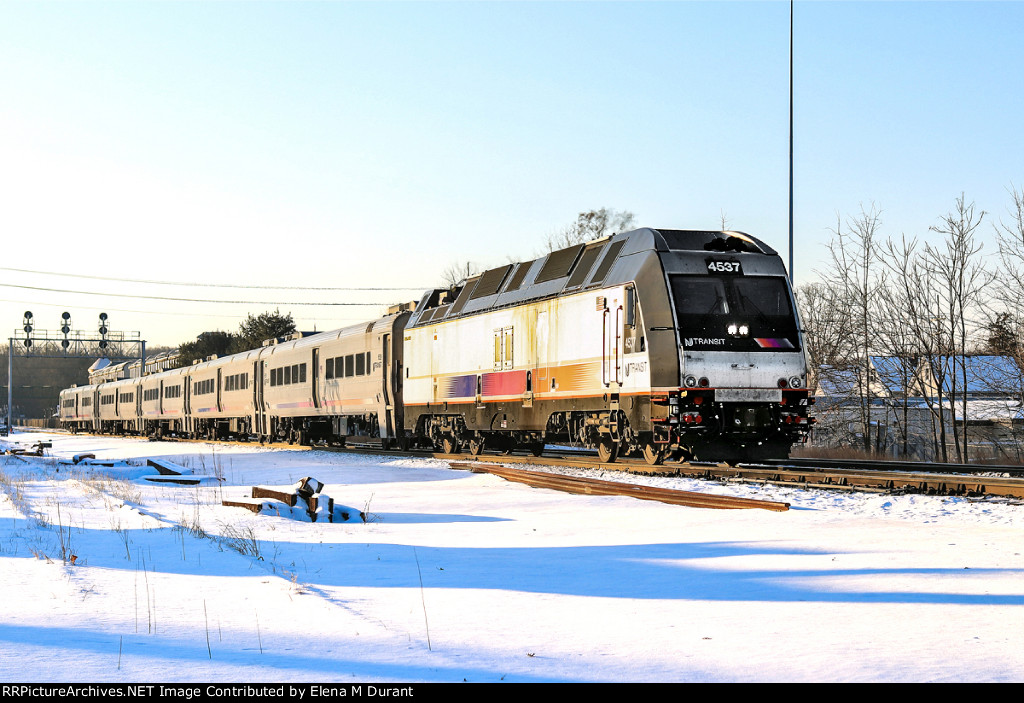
[183,375,192,435]
[253,361,266,437]
[601,291,624,389]
[311,348,321,410]
[381,334,395,440]
[534,308,549,400]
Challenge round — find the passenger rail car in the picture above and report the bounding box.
[59,312,410,447]
[59,383,99,433]
[59,228,810,464]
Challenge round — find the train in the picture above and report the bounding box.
[58,227,813,464]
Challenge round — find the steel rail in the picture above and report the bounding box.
[447,461,790,512]
[766,456,1024,477]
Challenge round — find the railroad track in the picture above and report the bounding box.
[769,456,1024,477]
[15,429,1024,500]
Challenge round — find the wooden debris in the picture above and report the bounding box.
[252,486,298,506]
[221,477,365,523]
[221,498,265,514]
[146,458,186,475]
[143,476,202,485]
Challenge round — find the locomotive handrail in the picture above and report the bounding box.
[601,307,609,387]
[615,305,623,385]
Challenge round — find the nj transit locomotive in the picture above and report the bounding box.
[59,228,811,464]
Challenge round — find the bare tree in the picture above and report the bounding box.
[440,260,480,288]
[822,204,884,453]
[796,282,853,374]
[879,233,955,461]
[923,194,990,461]
[992,183,1024,369]
[873,266,927,457]
[795,281,858,449]
[546,208,636,251]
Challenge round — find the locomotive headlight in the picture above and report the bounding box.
[684,375,697,388]
[738,324,749,336]
[789,375,802,389]
[727,324,738,336]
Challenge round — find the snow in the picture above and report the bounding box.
[1,430,1023,683]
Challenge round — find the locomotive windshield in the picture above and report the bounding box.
[669,274,801,351]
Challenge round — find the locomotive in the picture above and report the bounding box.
[59,228,811,464]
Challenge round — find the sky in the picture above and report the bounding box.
[1,1,1022,347]
[3,430,1024,682]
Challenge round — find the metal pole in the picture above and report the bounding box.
[788,0,795,284]
[6,338,13,435]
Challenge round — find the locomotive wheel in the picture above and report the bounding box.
[642,442,665,466]
[468,437,484,456]
[669,447,692,463]
[529,442,544,457]
[441,435,460,455]
[597,438,618,463]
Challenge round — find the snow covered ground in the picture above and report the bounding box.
[1,430,1022,683]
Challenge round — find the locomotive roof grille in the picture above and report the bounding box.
[448,277,478,316]
[503,261,533,293]
[470,265,513,299]
[535,244,585,284]
[565,243,606,289]
[589,239,626,284]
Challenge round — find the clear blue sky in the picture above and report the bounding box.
[1,1,1021,346]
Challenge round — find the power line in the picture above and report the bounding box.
[0,266,428,291]
[0,297,307,320]
[0,282,395,306]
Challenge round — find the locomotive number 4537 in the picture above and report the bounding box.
[706,259,743,274]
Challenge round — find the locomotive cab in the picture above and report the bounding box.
[648,230,811,463]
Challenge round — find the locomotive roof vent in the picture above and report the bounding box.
[704,234,761,253]
[654,229,775,256]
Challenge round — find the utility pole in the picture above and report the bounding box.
[788,0,795,284]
